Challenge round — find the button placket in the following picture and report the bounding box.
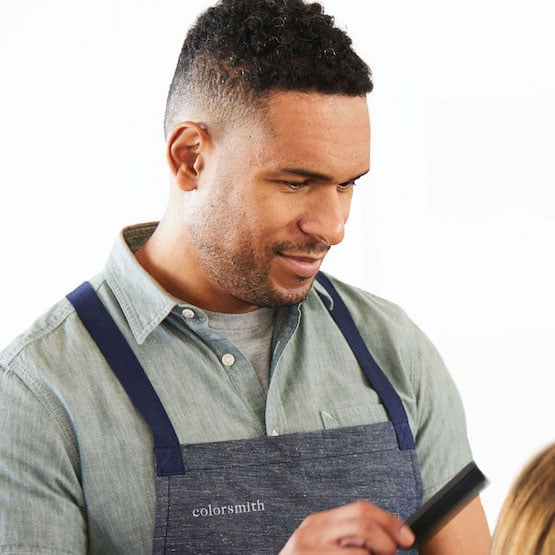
[221,353,235,367]
[182,308,195,319]
[176,304,266,422]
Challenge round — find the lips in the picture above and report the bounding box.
[276,252,325,279]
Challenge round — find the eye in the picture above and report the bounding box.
[279,180,309,190]
[338,180,356,191]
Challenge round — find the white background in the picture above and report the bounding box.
[1,0,553,532]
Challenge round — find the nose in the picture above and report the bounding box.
[298,187,349,246]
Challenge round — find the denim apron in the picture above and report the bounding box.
[67,273,423,554]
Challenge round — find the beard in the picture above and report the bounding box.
[192,233,328,308]
[186,176,329,308]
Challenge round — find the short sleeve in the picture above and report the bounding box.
[407,322,474,501]
[0,365,87,553]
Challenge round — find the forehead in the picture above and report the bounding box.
[258,91,371,176]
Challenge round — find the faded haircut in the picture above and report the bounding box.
[164,0,373,138]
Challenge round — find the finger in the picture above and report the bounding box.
[288,500,415,554]
[317,500,415,548]
[285,513,395,554]
[355,500,415,548]
[334,520,399,555]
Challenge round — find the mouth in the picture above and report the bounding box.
[276,252,325,279]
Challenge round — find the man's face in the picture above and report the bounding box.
[186,91,370,312]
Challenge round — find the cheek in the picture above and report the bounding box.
[221,175,302,241]
[342,192,353,221]
[220,194,266,245]
[256,190,303,229]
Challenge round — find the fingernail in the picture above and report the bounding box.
[400,525,415,545]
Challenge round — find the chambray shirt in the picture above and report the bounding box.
[0,223,472,554]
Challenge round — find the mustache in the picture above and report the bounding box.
[272,241,330,256]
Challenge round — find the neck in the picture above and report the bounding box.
[134,217,258,313]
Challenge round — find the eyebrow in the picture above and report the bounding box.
[280,167,370,184]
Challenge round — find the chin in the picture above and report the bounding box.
[233,273,316,308]
[269,281,314,307]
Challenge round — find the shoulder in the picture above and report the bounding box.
[0,275,104,380]
[314,272,415,323]
[312,273,427,356]
[1,298,74,370]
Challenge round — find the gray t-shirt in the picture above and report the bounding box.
[204,307,275,392]
[0,223,473,554]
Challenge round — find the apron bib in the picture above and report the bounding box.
[68,273,423,554]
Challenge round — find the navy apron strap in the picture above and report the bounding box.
[66,282,185,475]
[315,272,415,450]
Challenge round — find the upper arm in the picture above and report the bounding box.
[0,365,87,553]
[405,317,475,501]
[420,496,491,555]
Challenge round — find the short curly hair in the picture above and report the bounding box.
[164,0,373,138]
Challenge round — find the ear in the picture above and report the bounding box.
[166,122,210,191]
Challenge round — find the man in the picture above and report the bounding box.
[0,0,490,553]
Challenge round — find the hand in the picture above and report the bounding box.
[280,500,415,554]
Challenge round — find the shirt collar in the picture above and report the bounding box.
[103,223,177,345]
[312,276,334,310]
[102,222,333,344]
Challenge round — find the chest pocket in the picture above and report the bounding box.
[321,403,389,429]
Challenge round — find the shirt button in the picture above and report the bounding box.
[221,353,235,367]
[182,308,195,319]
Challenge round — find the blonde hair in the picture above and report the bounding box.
[491,443,555,554]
